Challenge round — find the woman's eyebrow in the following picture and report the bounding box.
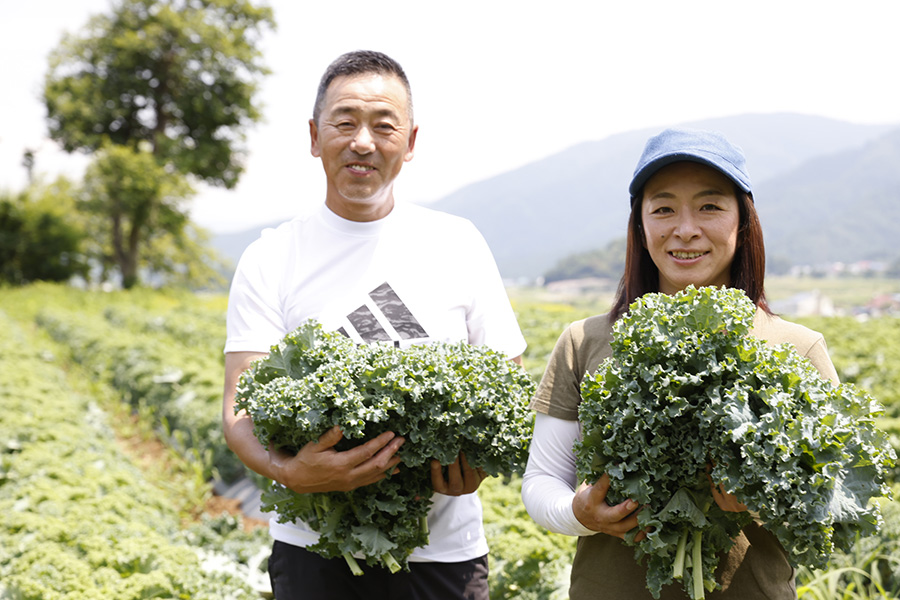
[645,191,676,202]
[694,188,729,199]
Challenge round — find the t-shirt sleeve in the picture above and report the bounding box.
[803,335,840,385]
[530,325,583,421]
[460,224,527,359]
[530,316,614,421]
[224,235,288,354]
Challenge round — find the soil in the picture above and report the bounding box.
[205,494,269,531]
[113,411,268,531]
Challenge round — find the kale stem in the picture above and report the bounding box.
[383,552,403,574]
[420,515,429,539]
[673,527,689,580]
[314,500,325,524]
[692,529,704,600]
[344,552,364,576]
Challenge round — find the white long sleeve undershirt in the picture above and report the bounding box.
[521,412,598,537]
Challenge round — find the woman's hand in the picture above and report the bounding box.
[706,468,748,513]
[573,473,646,541]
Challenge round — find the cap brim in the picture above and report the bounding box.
[629,152,753,198]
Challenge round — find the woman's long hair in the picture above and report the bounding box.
[609,187,770,320]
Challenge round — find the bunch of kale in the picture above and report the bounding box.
[575,286,895,599]
[234,320,535,574]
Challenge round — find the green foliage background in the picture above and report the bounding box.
[0,181,89,285]
[1,283,898,599]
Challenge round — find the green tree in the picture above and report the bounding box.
[81,144,200,289]
[0,179,89,285]
[142,221,229,289]
[43,0,274,287]
[542,237,627,284]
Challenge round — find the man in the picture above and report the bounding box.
[222,50,526,600]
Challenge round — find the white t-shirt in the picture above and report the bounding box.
[225,201,527,562]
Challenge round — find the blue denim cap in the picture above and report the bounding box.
[629,128,752,200]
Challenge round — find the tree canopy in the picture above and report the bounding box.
[45,0,275,189]
[42,0,274,288]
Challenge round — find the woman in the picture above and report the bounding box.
[521,128,839,599]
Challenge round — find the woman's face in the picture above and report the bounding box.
[641,161,740,295]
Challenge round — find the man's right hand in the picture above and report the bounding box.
[271,426,405,494]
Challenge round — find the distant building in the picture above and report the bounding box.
[544,277,613,295]
[770,290,835,317]
[788,260,890,278]
[865,293,900,317]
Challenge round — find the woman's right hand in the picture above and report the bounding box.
[572,473,646,541]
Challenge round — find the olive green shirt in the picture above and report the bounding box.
[531,309,840,600]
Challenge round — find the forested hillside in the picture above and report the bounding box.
[757,127,900,266]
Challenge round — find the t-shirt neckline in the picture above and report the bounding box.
[318,202,401,237]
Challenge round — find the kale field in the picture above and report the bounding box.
[2,283,898,599]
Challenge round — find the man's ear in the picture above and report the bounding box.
[404,125,419,163]
[309,119,321,157]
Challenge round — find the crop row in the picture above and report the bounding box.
[4,284,574,598]
[0,309,269,599]
[5,284,899,599]
[798,316,900,415]
[34,304,244,483]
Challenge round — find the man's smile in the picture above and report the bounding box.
[346,163,376,174]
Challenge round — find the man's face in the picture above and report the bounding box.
[310,73,417,222]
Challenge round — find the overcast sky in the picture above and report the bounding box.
[3,0,899,233]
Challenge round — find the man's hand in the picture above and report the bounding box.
[573,473,646,541]
[430,452,485,496]
[272,426,405,494]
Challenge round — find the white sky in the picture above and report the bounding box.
[2,0,899,233]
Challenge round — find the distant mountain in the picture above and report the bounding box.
[428,113,898,279]
[212,113,900,279]
[756,127,900,266]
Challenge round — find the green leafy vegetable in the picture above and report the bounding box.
[234,320,535,574]
[574,286,895,599]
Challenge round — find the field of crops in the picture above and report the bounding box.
[2,282,898,599]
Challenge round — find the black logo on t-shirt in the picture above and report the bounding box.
[338,283,428,345]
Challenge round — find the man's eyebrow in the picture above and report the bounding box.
[329,104,401,120]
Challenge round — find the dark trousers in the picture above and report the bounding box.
[268,541,490,600]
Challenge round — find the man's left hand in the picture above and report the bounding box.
[431,452,486,496]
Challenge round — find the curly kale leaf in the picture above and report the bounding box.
[234,320,536,574]
[575,285,895,599]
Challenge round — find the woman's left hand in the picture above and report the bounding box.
[706,468,748,513]
[431,452,486,496]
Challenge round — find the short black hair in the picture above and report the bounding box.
[312,50,413,125]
